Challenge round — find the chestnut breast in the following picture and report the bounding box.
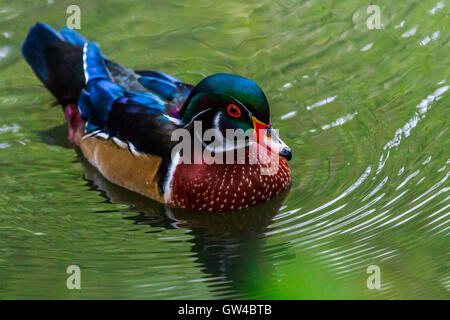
[170,147,291,211]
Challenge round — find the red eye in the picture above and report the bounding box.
[227,104,241,117]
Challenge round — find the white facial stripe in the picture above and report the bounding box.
[213,112,221,130]
[199,112,252,153]
[164,115,183,125]
[183,108,213,128]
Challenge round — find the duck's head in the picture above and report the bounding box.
[180,73,292,160]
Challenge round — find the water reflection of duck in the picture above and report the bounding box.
[78,150,290,296]
[22,23,292,212]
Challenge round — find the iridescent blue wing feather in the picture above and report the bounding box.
[22,23,188,155]
[59,27,88,46]
[79,41,179,156]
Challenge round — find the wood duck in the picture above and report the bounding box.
[22,23,292,212]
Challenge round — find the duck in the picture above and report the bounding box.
[22,22,292,212]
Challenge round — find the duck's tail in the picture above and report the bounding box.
[22,23,88,106]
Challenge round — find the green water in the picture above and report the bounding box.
[0,0,449,299]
